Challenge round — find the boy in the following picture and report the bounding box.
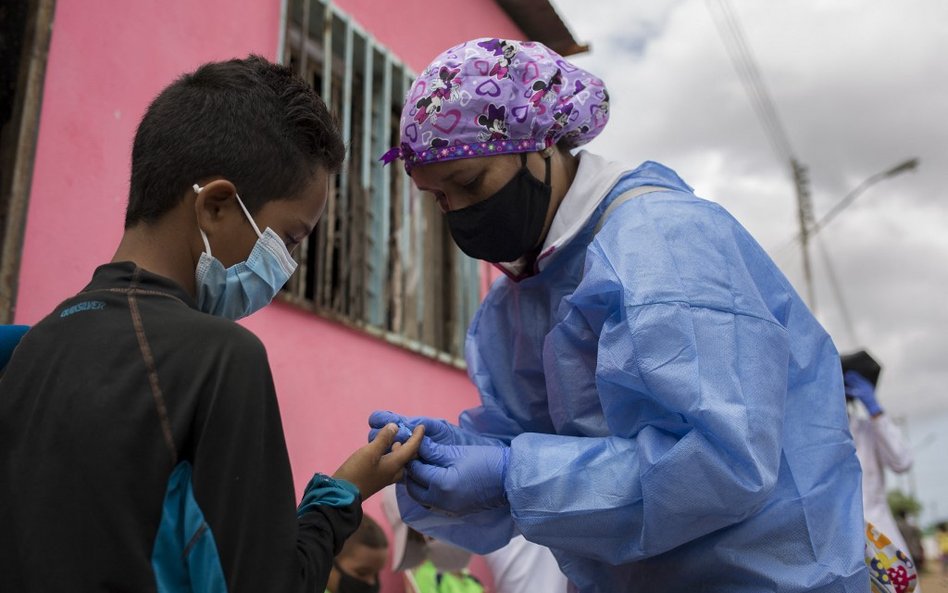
[0,55,421,592]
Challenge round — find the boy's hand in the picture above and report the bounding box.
[334,423,424,500]
[368,410,501,448]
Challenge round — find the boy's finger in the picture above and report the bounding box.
[387,425,424,465]
[369,423,399,454]
[370,424,414,443]
[368,410,402,428]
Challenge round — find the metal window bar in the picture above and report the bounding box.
[455,247,477,358]
[365,49,387,327]
[293,0,314,303]
[280,0,479,366]
[392,68,413,338]
[337,17,353,313]
[315,2,332,308]
[412,184,427,347]
[378,53,393,329]
[360,36,375,325]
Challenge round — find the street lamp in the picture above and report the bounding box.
[777,157,919,318]
[791,157,919,244]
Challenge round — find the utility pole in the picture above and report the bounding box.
[791,159,816,312]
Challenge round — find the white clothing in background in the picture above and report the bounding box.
[483,536,568,593]
[850,413,913,553]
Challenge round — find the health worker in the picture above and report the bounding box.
[372,38,867,593]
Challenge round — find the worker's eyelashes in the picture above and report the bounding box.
[460,173,483,191]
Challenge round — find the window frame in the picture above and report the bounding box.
[277,0,482,368]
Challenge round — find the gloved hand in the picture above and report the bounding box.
[404,437,510,516]
[844,370,883,416]
[368,410,500,448]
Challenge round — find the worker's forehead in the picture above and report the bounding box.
[414,156,493,177]
[412,154,516,185]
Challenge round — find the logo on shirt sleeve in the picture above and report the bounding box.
[60,300,106,318]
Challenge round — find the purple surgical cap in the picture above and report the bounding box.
[381,38,610,173]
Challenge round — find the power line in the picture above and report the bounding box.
[706,0,794,167]
[708,4,921,327]
[814,232,858,344]
[706,0,816,309]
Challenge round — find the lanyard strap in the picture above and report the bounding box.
[593,185,665,234]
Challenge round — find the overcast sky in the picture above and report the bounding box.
[550,0,948,520]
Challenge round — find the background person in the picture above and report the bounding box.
[842,350,915,558]
[327,515,389,593]
[382,485,484,593]
[483,535,568,593]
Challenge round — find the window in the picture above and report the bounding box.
[280,0,482,366]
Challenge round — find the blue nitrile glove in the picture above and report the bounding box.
[403,437,510,516]
[844,370,883,416]
[368,410,500,447]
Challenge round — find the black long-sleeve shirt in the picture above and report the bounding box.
[0,262,360,592]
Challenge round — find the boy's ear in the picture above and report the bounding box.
[193,179,239,231]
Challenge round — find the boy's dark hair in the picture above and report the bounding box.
[125,55,345,228]
[343,514,388,552]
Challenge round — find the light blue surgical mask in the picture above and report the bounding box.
[192,183,298,320]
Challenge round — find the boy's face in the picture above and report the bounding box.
[328,542,387,591]
[208,167,329,268]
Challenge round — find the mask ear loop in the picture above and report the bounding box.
[193,184,213,257]
[192,183,264,250]
[536,147,554,186]
[520,151,553,186]
[233,193,263,238]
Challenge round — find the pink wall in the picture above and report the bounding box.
[15,1,524,590]
[15,0,283,322]
[333,0,524,72]
[240,305,493,591]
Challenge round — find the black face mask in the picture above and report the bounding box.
[333,562,380,593]
[445,152,552,263]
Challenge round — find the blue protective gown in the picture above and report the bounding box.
[398,157,868,592]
